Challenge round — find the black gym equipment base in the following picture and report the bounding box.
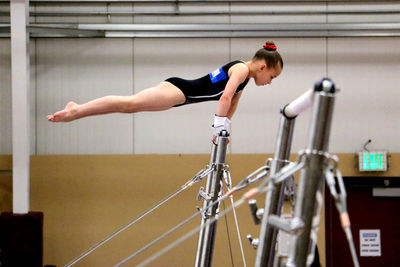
[0,211,43,267]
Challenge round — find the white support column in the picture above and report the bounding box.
[11,0,30,214]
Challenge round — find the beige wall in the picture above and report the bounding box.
[2,37,400,155]
[1,154,399,266]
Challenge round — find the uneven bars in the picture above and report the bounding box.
[282,89,314,118]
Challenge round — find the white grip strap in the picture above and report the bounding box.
[212,115,231,136]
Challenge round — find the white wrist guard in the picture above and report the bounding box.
[212,115,231,136]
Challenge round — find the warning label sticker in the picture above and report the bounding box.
[360,229,381,257]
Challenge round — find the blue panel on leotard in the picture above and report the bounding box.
[209,67,228,84]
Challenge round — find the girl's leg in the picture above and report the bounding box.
[47,82,186,122]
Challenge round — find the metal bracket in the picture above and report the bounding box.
[184,164,215,189]
[247,234,260,249]
[248,199,264,225]
[268,215,305,235]
[222,164,232,189]
[197,186,211,202]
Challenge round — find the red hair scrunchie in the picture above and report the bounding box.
[263,43,277,51]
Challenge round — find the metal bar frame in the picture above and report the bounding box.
[29,23,400,31]
[28,25,105,37]
[255,115,296,267]
[1,23,400,38]
[3,9,400,17]
[195,131,229,267]
[286,79,337,267]
[255,88,315,267]
[3,0,399,3]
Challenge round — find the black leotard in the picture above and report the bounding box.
[165,60,249,107]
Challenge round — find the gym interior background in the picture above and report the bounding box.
[1,0,399,266]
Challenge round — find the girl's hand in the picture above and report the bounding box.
[211,115,230,142]
[212,115,230,135]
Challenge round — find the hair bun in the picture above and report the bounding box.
[263,43,277,51]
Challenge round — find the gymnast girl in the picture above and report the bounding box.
[47,41,283,137]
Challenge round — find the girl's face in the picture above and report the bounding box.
[254,62,282,87]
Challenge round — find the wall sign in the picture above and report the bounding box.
[360,229,381,256]
[358,151,387,172]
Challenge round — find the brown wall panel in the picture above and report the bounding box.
[1,153,399,266]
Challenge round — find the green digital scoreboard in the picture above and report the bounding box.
[358,151,387,172]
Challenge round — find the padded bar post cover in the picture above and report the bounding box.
[0,212,43,267]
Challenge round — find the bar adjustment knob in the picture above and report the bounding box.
[246,234,259,249]
[248,199,264,225]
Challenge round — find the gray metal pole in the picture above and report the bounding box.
[11,0,31,214]
[255,114,295,267]
[286,78,337,267]
[195,140,217,266]
[195,131,229,267]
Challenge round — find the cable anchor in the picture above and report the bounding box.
[246,234,260,249]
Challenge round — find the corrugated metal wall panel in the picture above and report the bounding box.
[133,38,229,154]
[231,38,327,154]
[328,37,400,153]
[1,2,400,154]
[2,36,400,154]
[0,39,11,154]
[36,38,134,154]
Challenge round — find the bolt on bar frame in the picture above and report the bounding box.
[195,130,229,267]
[254,89,314,267]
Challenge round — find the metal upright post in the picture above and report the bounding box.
[286,79,337,267]
[253,88,314,267]
[11,0,30,214]
[195,131,229,267]
[255,114,295,267]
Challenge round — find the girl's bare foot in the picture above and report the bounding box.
[47,102,79,122]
